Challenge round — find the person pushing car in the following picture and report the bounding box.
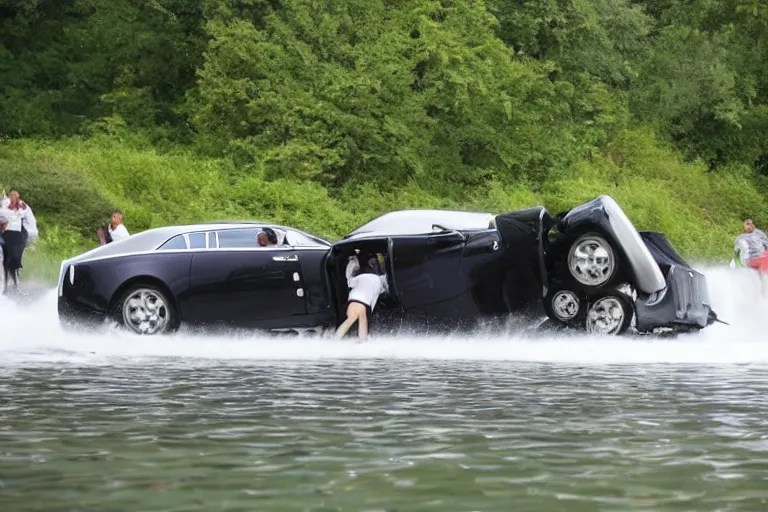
[335,251,389,341]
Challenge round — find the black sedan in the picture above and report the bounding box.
[57,195,719,336]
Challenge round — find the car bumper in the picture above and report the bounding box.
[635,264,713,332]
[58,295,109,330]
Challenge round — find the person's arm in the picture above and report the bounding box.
[735,237,750,267]
[379,274,389,295]
[21,205,38,241]
[758,229,768,251]
[345,256,360,287]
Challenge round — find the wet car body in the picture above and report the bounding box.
[57,196,718,336]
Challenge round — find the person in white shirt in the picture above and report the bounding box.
[335,252,389,341]
[108,210,130,242]
[0,208,7,294]
[99,210,130,245]
[0,191,38,293]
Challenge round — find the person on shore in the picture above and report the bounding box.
[0,191,38,293]
[734,219,768,270]
[108,210,130,242]
[734,218,768,297]
[98,210,130,245]
[0,207,6,294]
[335,251,388,341]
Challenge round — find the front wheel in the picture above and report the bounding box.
[585,291,633,336]
[116,285,176,335]
[566,233,618,290]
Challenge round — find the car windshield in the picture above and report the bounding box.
[344,210,494,238]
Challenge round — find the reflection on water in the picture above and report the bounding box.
[2,362,768,511]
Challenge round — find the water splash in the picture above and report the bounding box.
[0,266,766,366]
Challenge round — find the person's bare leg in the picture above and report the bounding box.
[336,303,363,339]
[335,316,357,339]
[358,310,369,341]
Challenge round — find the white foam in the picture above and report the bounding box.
[1,266,767,366]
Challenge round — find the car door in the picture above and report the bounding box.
[181,227,307,328]
[391,231,465,309]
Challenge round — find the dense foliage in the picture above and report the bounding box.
[1,0,767,281]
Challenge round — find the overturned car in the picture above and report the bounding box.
[57,195,717,336]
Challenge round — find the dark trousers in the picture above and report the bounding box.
[2,230,25,292]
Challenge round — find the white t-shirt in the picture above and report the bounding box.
[345,257,389,311]
[109,223,130,241]
[0,197,38,240]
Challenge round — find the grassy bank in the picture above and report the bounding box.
[3,129,763,285]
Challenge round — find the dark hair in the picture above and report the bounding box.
[262,227,278,244]
[356,253,382,275]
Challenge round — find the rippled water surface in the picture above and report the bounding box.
[2,267,768,511]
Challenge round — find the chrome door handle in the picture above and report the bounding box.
[273,255,298,262]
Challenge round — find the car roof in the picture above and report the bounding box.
[341,209,495,240]
[65,222,329,264]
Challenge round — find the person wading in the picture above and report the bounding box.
[98,210,130,245]
[0,191,38,293]
[335,252,388,341]
[734,218,768,297]
[0,207,6,294]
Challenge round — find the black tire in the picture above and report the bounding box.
[112,284,177,335]
[543,287,585,327]
[562,232,621,293]
[584,290,634,336]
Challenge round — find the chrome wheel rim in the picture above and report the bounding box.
[568,236,615,287]
[551,290,580,321]
[122,288,170,335]
[586,296,626,335]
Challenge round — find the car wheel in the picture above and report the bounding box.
[544,288,583,324]
[118,285,175,335]
[585,291,633,336]
[567,233,617,289]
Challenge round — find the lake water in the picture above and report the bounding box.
[1,266,768,511]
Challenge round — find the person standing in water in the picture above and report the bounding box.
[734,219,768,270]
[0,191,38,293]
[0,205,7,294]
[734,218,768,297]
[335,252,388,341]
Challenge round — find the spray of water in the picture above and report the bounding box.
[0,265,765,366]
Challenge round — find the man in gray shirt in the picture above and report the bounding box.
[734,218,768,268]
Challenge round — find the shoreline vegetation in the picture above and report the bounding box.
[2,0,767,284]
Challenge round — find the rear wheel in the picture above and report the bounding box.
[585,291,633,336]
[544,288,583,325]
[116,285,176,335]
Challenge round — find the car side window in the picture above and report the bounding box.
[158,234,187,250]
[216,228,262,249]
[285,229,325,247]
[188,232,206,249]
